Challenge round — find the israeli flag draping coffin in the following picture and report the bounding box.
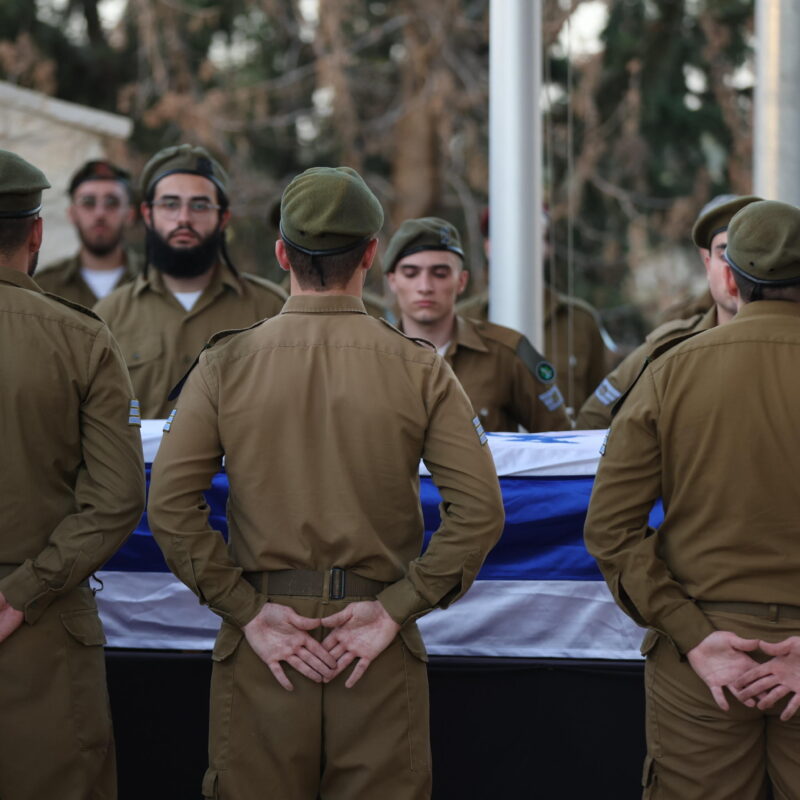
[96,425,650,659]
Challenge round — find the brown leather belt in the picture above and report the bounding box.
[698,600,800,622]
[244,568,389,601]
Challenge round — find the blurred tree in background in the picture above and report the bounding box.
[0,0,754,343]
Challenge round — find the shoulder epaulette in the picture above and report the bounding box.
[43,292,103,321]
[473,319,523,351]
[378,318,436,351]
[241,272,288,300]
[644,312,704,345]
[167,319,269,401]
[610,327,708,418]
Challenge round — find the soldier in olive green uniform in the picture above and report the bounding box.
[576,195,761,429]
[148,167,504,799]
[36,160,141,305]
[0,150,145,800]
[585,200,800,799]
[385,217,571,433]
[94,145,286,418]
[458,208,610,415]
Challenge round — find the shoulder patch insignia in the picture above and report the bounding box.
[163,408,177,432]
[472,415,488,446]
[536,361,555,382]
[538,385,565,412]
[594,378,622,407]
[516,335,558,384]
[128,399,141,427]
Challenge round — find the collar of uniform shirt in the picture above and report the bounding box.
[0,265,42,292]
[451,315,490,353]
[280,294,367,314]
[135,260,242,297]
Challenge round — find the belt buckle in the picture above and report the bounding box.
[329,567,345,601]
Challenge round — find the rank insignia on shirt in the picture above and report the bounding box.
[163,408,178,433]
[594,378,622,407]
[536,361,555,382]
[472,416,488,446]
[128,399,141,427]
[538,385,564,411]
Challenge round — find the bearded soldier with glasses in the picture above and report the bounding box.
[94,144,286,419]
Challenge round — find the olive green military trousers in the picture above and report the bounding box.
[0,586,116,800]
[643,611,800,800]
[201,597,431,800]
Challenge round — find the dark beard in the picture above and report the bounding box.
[79,230,123,258]
[146,225,222,279]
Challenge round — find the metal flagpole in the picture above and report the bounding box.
[754,0,800,205]
[488,0,542,349]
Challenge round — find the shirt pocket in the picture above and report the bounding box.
[121,335,164,370]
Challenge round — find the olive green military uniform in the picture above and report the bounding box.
[434,314,571,432]
[94,262,286,418]
[456,285,609,415]
[542,285,608,414]
[148,293,504,799]
[656,287,713,325]
[35,247,142,307]
[575,306,717,429]
[0,267,145,800]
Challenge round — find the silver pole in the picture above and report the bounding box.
[488,0,542,349]
[754,0,800,205]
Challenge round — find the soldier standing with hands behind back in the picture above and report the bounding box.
[148,166,504,799]
[0,149,145,800]
[585,200,800,798]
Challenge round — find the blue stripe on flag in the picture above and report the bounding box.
[103,467,665,579]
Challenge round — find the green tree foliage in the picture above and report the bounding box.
[0,0,755,336]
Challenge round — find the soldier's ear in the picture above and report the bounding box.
[275,239,290,272]
[457,267,469,295]
[218,208,232,231]
[723,265,739,299]
[29,217,43,255]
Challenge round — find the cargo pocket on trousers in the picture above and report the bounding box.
[61,609,112,751]
[202,768,219,799]
[400,640,431,774]
[209,623,244,772]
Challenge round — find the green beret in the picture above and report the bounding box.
[0,149,50,219]
[140,144,228,200]
[383,217,464,273]
[280,166,383,255]
[69,160,131,195]
[691,194,761,250]
[725,200,800,284]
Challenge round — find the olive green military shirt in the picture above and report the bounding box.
[456,285,609,416]
[543,286,608,415]
[35,247,142,307]
[148,294,504,631]
[0,266,145,621]
[576,307,717,429]
[584,301,800,655]
[439,315,572,433]
[94,262,287,418]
